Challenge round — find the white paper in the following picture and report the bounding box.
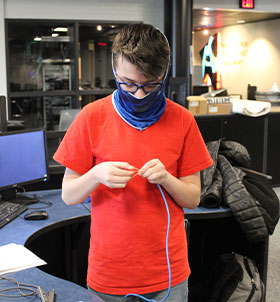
[231,99,271,117]
[0,243,47,275]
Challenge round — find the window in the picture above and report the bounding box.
[6,20,129,130]
[8,22,75,94]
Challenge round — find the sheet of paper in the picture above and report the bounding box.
[0,243,47,275]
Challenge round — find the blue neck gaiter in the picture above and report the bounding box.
[113,79,167,131]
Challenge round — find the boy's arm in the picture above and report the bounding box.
[138,159,201,209]
[61,162,137,205]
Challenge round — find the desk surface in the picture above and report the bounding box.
[0,189,90,246]
[0,189,231,302]
[0,189,231,246]
[1,268,103,302]
[184,204,231,219]
[0,189,102,302]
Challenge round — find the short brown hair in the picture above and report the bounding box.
[112,23,170,79]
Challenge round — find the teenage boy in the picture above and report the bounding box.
[54,23,213,302]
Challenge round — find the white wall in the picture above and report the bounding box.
[194,0,280,12]
[4,0,164,27]
[0,0,7,97]
[193,18,280,98]
[0,0,164,96]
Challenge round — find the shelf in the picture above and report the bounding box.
[10,91,76,98]
[79,89,114,95]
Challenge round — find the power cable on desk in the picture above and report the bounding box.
[81,202,91,213]
[0,275,39,298]
[0,275,54,301]
[7,189,54,210]
[27,200,53,210]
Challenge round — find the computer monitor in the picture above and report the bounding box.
[0,129,48,203]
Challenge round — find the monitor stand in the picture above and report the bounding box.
[0,188,39,205]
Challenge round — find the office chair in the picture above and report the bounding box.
[58,109,81,131]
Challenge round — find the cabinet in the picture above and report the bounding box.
[222,115,265,173]
[195,114,265,173]
[266,113,280,186]
[195,113,280,185]
[194,116,222,142]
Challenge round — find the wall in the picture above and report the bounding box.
[193,18,280,99]
[0,0,7,97]
[194,0,280,12]
[0,0,164,96]
[4,0,163,24]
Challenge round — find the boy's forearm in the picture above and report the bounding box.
[62,168,100,206]
[161,172,201,209]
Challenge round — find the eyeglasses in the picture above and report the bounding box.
[116,80,164,94]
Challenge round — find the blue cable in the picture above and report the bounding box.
[124,184,171,302]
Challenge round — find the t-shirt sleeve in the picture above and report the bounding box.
[177,114,213,177]
[53,108,94,175]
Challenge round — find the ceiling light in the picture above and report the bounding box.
[203,29,209,35]
[97,25,102,31]
[34,36,41,41]
[53,27,68,32]
[52,33,59,37]
[237,20,245,24]
[202,16,211,27]
[110,25,116,28]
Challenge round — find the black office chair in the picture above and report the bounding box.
[58,109,81,131]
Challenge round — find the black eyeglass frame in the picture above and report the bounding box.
[115,80,164,94]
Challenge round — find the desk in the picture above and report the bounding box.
[1,268,103,302]
[0,189,102,301]
[0,190,268,301]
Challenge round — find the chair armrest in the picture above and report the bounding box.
[239,166,272,184]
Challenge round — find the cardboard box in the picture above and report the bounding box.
[207,97,232,115]
[187,96,208,115]
[207,103,232,115]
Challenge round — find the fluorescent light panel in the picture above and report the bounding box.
[53,27,68,32]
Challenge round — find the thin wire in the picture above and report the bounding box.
[125,183,171,302]
[28,200,53,210]
[0,276,38,298]
[81,202,91,213]
[0,286,36,297]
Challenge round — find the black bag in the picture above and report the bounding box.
[198,252,265,302]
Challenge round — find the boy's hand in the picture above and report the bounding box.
[138,159,168,185]
[94,162,137,188]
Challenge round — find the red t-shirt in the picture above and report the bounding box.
[53,95,213,295]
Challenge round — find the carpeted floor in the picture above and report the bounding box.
[266,187,280,302]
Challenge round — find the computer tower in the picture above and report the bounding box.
[167,77,188,107]
[0,96,7,132]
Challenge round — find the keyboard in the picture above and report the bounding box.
[0,201,28,228]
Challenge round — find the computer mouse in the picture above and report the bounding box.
[24,210,49,220]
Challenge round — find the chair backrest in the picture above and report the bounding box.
[59,109,81,131]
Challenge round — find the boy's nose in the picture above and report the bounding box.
[134,87,146,99]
